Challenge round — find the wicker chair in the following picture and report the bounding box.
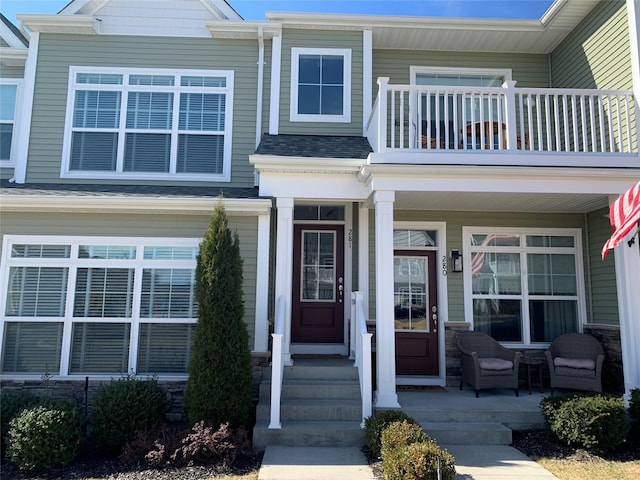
[545,333,604,395]
[456,331,521,398]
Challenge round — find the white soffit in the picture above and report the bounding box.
[266,0,600,53]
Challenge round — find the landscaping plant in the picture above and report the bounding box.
[6,401,84,471]
[541,393,629,454]
[364,410,418,458]
[0,391,39,455]
[184,204,254,428]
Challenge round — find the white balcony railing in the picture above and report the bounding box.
[268,295,286,429]
[366,78,637,155]
[350,291,372,427]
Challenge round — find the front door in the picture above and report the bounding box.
[394,250,439,375]
[291,225,344,344]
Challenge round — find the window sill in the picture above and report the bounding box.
[60,172,231,182]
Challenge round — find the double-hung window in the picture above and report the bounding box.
[0,80,21,166]
[62,67,233,181]
[1,236,199,378]
[463,228,585,346]
[290,48,351,123]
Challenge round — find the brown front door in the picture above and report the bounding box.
[291,225,345,344]
[394,250,439,375]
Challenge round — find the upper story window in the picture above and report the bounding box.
[290,48,351,123]
[61,67,234,182]
[0,80,21,166]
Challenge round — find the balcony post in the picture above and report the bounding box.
[377,77,390,153]
[502,80,518,151]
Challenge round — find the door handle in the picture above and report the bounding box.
[338,276,344,303]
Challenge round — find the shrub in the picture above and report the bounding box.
[172,422,250,467]
[381,440,456,480]
[120,425,187,466]
[91,376,167,452]
[380,420,430,459]
[541,393,629,454]
[364,410,418,458]
[629,389,640,421]
[0,391,40,455]
[184,205,254,428]
[6,401,84,471]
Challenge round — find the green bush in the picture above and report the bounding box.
[541,393,629,454]
[6,402,84,471]
[629,389,640,421]
[381,440,456,480]
[184,205,254,428]
[380,420,430,459]
[0,391,40,455]
[91,376,167,452]
[364,410,418,458]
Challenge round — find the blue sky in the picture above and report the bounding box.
[1,0,555,26]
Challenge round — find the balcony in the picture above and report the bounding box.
[366,78,637,167]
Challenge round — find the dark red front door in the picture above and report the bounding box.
[291,225,344,344]
[394,250,439,375]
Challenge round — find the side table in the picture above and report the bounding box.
[521,356,544,394]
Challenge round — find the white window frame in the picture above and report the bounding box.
[60,66,234,182]
[290,47,351,123]
[462,227,587,348]
[0,78,23,167]
[409,66,513,85]
[0,235,201,380]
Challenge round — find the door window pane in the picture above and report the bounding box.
[394,257,428,331]
[1,322,63,374]
[393,230,437,247]
[70,322,130,374]
[473,299,522,342]
[301,231,335,301]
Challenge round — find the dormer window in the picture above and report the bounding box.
[290,48,351,123]
[61,67,234,181]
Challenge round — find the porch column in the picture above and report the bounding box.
[358,203,370,319]
[253,212,271,353]
[373,190,400,408]
[275,197,294,366]
[612,195,640,400]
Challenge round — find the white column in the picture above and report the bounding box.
[358,203,370,319]
[373,190,400,408]
[362,29,373,136]
[612,195,640,400]
[268,34,282,136]
[275,197,294,365]
[253,212,271,353]
[626,0,640,158]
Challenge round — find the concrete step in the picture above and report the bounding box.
[403,408,545,431]
[256,398,362,422]
[253,420,365,449]
[258,379,361,401]
[420,421,512,445]
[263,359,358,381]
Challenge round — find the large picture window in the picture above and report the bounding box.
[463,228,584,345]
[0,237,199,378]
[290,48,351,123]
[62,68,233,181]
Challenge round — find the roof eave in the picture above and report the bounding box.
[16,14,100,34]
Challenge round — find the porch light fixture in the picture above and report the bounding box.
[450,250,463,272]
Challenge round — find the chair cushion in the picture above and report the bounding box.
[478,357,513,371]
[554,357,595,370]
[555,366,597,379]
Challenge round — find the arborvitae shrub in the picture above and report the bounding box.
[541,393,629,454]
[380,420,430,459]
[7,401,84,471]
[381,439,456,480]
[0,391,40,455]
[184,205,253,428]
[364,410,418,458]
[91,376,167,452]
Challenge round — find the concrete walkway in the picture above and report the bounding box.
[258,444,559,480]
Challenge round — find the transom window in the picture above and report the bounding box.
[463,228,584,346]
[1,237,199,377]
[0,81,21,165]
[61,67,233,181]
[290,48,351,123]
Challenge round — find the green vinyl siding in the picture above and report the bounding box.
[0,65,24,78]
[551,0,635,152]
[279,28,363,136]
[0,211,260,346]
[367,210,584,322]
[586,208,619,325]
[26,33,262,187]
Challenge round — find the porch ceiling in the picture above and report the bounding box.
[392,191,609,213]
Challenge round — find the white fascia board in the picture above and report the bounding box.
[358,164,640,195]
[0,195,272,216]
[0,21,28,48]
[257,171,369,200]
[0,47,28,67]
[16,15,100,34]
[206,21,281,39]
[250,154,365,174]
[59,0,92,15]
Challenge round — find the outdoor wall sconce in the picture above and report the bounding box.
[450,250,463,272]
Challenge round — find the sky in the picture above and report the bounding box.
[1,0,556,26]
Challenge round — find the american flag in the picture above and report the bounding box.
[601,181,640,260]
[471,234,520,277]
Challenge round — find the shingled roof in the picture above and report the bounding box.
[255,134,372,159]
